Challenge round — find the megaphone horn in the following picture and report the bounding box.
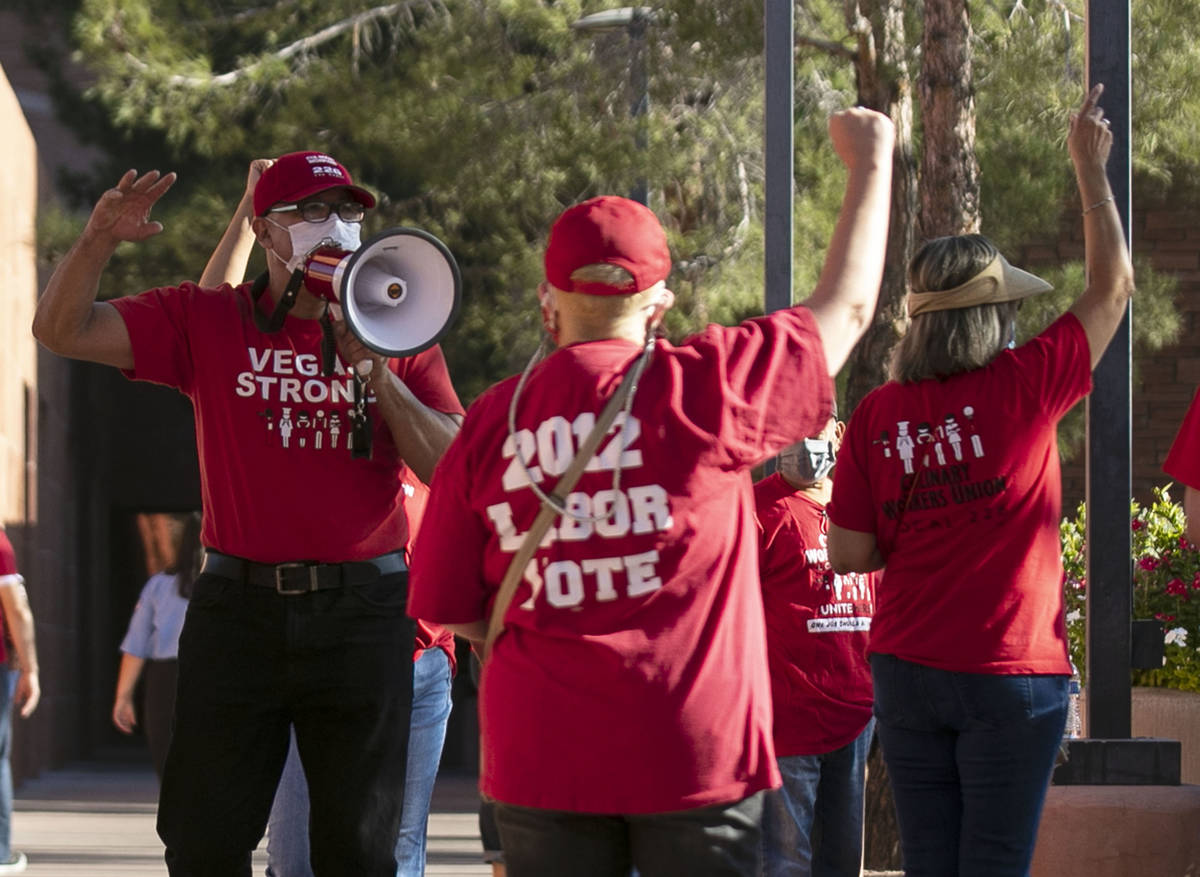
[302,227,462,359]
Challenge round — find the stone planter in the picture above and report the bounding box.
[1032,686,1200,877]
[1074,685,1200,781]
[1130,686,1200,783]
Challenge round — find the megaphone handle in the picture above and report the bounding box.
[320,308,337,377]
[350,374,373,460]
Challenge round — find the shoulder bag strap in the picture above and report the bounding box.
[483,357,643,661]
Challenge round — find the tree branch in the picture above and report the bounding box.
[796,34,857,62]
[122,1,447,88]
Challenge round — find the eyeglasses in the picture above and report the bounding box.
[269,200,366,223]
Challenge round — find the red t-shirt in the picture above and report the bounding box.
[111,282,464,563]
[754,474,875,756]
[0,530,17,664]
[410,307,833,813]
[828,313,1090,675]
[1164,389,1200,489]
[401,475,456,673]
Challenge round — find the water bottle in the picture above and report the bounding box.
[1064,662,1083,739]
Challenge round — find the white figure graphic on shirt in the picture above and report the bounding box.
[296,411,312,448]
[258,408,276,445]
[916,422,941,466]
[896,421,915,474]
[279,407,294,449]
[314,410,327,450]
[962,406,985,458]
[873,429,893,459]
[942,414,964,461]
[329,412,342,451]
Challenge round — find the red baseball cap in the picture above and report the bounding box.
[544,196,671,295]
[253,151,376,216]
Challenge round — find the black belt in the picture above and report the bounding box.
[201,550,407,595]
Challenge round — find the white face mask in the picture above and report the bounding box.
[268,216,362,273]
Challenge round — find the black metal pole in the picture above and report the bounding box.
[1083,0,1132,741]
[763,0,793,317]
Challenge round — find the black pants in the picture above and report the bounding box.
[156,570,414,877]
[493,792,765,877]
[142,658,179,781]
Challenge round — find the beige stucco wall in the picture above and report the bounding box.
[1130,686,1200,785]
[1034,784,1200,877]
[1033,688,1200,876]
[1077,686,1200,784]
[0,63,37,527]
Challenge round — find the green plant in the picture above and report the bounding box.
[1060,485,1200,693]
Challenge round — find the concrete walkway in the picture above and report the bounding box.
[11,760,908,876]
[11,759,490,876]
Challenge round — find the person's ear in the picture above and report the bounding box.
[538,282,558,336]
[251,216,274,248]
[647,286,675,329]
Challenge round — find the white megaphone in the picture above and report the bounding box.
[302,227,461,358]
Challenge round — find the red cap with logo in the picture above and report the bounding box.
[544,196,671,295]
[253,151,376,216]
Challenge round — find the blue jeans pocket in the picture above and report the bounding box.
[870,653,926,729]
[958,673,1035,729]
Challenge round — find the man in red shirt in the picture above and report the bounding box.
[33,154,464,876]
[409,106,894,876]
[755,413,876,877]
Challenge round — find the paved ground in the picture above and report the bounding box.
[11,759,490,876]
[11,759,905,875]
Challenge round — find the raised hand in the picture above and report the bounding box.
[84,169,177,246]
[244,159,274,201]
[1068,83,1113,171]
[828,106,896,171]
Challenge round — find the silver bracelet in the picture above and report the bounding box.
[1082,195,1114,215]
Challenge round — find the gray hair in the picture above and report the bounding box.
[890,235,1021,384]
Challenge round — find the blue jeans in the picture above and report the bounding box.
[266,647,453,877]
[761,719,874,877]
[0,669,16,861]
[157,571,415,877]
[494,792,765,877]
[869,654,1068,877]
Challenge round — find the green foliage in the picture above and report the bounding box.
[1016,255,1181,459]
[974,1,1086,250]
[51,0,832,402]
[1061,485,1200,693]
[29,0,1200,407]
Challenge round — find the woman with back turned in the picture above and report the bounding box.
[826,84,1134,876]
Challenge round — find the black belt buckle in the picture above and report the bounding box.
[275,562,320,595]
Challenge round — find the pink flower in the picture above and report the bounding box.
[1131,519,1144,531]
[1138,556,1160,571]
[1155,612,1178,622]
[1180,536,1193,550]
[1166,578,1188,597]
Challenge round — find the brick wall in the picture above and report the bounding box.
[1047,189,1200,512]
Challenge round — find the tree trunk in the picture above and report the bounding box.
[841,4,913,868]
[919,0,980,238]
[863,735,902,869]
[842,0,917,416]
